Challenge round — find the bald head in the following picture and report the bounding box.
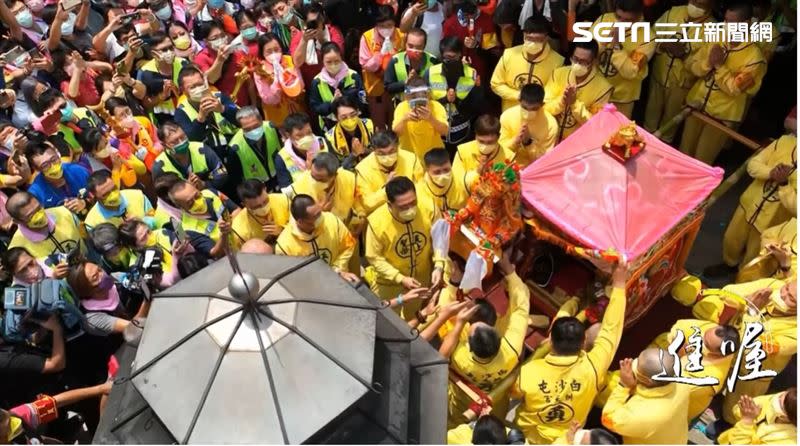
[636,348,675,387]
[240,239,274,255]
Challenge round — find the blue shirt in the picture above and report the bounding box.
[28,163,90,208]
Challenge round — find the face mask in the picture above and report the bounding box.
[155,5,172,20]
[768,289,792,314]
[207,0,224,9]
[312,177,333,195]
[258,17,271,29]
[173,35,192,51]
[397,206,417,222]
[524,40,544,55]
[431,172,452,188]
[521,109,538,121]
[61,102,75,122]
[25,0,44,13]
[158,49,175,64]
[27,209,48,229]
[16,9,34,28]
[244,125,265,141]
[294,135,315,151]
[478,142,498,155]
[326,62,342,75]
[251,204,271,218]
[3,134,15,151]
[189,196,208,215]
[171,139,190,155]
[61,12,76,37]
[98,273,115,292]
[210,37,227,51]
[686,4,707,19]
[241,0,255,8]
[95,147,111,159]
[571,62,590,78]
[378,27,394,38]
[340,116,359,131]
[241,26,258,41]
[267,52,283,64]
[122,116,137,128]
[427,0,437,8]
[277,9,294,25]
[43,162,63,179]
[102,189,122,207]
[188,84,208,102]
[376,152,397,168]
[771,393,788,422]
[406,48,423,61]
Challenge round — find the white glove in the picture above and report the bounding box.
[135,147,148,160]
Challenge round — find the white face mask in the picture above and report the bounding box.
[686,4,707,19]
[571,62,590,78]
[267,52,283,64]
[573,429,590,445]
[377,27,394,38]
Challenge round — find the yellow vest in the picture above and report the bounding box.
[84,189,150,231]
[290,168,360,224]
[498,105,559,167]
[361,28,406,96]
[685,42,767,122]
[651,6,713,89]
[355,150,423,216]
[490,44,564,111]
[738,135,797,232]
[543,66,613,139]
[180,189,227,243]
[364,203,436,285]
[277,138,328,184]
[593,13,656,103]
[230,193,291,250]
[416,173,468,224]
[8,207,86,261]
[275,212,355,271]
[719,392,798,444]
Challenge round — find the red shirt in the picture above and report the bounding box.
[60,69,101,107]
[194,47,250,106]
[289,24,345,87]
[442,13,498,83]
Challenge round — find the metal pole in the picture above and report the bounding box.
[688,110,762,151]
[653,106,692,140]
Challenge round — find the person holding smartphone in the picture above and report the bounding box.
[391,77,449,161]
[289,3,344,88]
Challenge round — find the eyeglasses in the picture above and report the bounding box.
[37,155,61,171]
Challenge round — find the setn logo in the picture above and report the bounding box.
[573,22,650,43]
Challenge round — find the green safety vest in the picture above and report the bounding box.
[181,189,226,242]
[428,63,476,101]
[177,94,238,143]
[154,142,209,178]
[316,70,357,128]
[228,122,281,181]
[393,51,435,84]
[59,108,99,153]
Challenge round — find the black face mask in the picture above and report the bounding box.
[442,59,463,88]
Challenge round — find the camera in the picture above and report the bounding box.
[2,279,84,343]
[122,247,164,297]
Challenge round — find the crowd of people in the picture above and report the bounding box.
[0,0,796,444]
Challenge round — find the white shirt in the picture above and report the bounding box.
[421,8,444,58]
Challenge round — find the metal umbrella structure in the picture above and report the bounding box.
[93,254,448,444]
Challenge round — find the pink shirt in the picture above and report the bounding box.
[60,69,101,107]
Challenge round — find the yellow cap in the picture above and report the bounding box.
[671,275,702,306]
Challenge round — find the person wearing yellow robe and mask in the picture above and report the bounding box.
[84,170,154,232]
[275,194,358,284]
[704,133,797,280]
[365,176,444,319]
[643,0,713,140]
[325,96,374,167]
[355,130,423,216]
[718,389,797,445]
[392,77,449,161]
[417,148,468,224]
[680,2,767,165]
[499,83,558,167]
[231,179,291,250]
[491,15,563,112]
[592,0,656,118]
[453,115,514,179]
[6,191,86,266]
[544,40,614,142]
[168,180,239,259]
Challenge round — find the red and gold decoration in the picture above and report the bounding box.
[602,122,646,163]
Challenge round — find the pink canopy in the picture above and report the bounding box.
[521,104,724,261]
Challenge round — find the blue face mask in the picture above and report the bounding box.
[154,5,172,21]
[208,0,224,9]
[61,12,76,36]
[244,125,265,141]
[241,26,258,41]
[427,0,438,8]
[16,9,34,28]
[60,102,75,122]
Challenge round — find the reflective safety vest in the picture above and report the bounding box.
[180,189,226,242]
[361,28,405,96]
[228,122,281,181]
[393,51,435,84]
[84,189,150,231]
[428,63,476,101]
[176,92,238,145]
[139,57,185,117]
[59,108,100,153]
[277,138,330,183]
[154,142,209,179]
[315,70,357,127]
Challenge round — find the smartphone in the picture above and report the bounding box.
[305,19,318,30]
[221,209,231,222]
[171,217,188,243]
[61,0,83,11]
[2,46,29,68]
[66,247,81,266]
[409,97,427,109]
[114,60,125,76]
[119,11,140,26]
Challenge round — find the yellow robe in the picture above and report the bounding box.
[274,212,355,272]
[392,100,448,161]
[593,14,656,109]
[449,272,530,427]
[544,66,613,140]
[601,382,691,444]
[452,140,515,176]
[416,173,469,224]
[290,168,363,228]
[354,150,423,216]
[513,286,625,444]
[759,218,797,279]
[490,44,564,111]
[498,105,558,168]
[230,193,291,250]
[718,392,798,445]
[722,135,797,267]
